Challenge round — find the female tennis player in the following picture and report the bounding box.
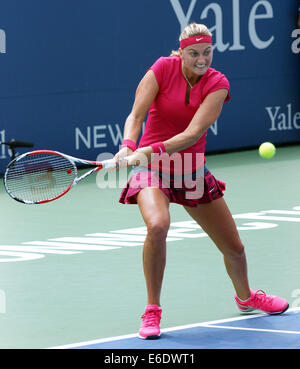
[115,23,289,339]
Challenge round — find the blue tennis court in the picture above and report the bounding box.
[50,308,300,349]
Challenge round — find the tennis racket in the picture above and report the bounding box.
[4,150,129,204]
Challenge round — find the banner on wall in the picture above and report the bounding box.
[0,0,300,173]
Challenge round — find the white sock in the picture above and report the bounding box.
[238,296,251,302]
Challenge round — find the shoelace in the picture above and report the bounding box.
[252,290,273,307]
[141,310,160,327]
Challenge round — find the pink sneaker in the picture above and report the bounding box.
[139,304,162,339]
[235,289,289,315]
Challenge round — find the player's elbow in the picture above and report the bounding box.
[185,120,215,144]
[182,129,204,147]
[126,111,145,127]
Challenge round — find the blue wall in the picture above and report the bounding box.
[0,0,300,173]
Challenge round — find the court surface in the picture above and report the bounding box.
[50,308,300,349]
[0,145,300,349]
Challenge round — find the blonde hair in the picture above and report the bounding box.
[170,23,212,56]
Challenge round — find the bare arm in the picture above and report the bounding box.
[115,70,159,162]
[164,89,228,153]
[127,88,228,166]
[123,70,159,141]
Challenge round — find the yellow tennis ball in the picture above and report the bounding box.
[259,142,276,159]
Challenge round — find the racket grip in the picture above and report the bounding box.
[101,158,117,169]
[101,156,132,169]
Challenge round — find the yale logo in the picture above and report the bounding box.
[266,104,300,131]
[169,0,275,52]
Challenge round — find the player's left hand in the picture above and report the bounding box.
[124,146,153,167]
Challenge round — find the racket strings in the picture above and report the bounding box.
[5,153,76,203]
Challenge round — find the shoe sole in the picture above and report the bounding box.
[138,333,161,340]
[268,304,289,315]
[237,303,289,315]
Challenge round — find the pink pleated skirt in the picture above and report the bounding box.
[119,165,225,207]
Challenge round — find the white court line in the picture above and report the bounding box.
[200,324,300,335]
[48,307,300,349]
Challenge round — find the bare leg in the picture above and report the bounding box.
[184,198,251,300]
[137,188,170,306]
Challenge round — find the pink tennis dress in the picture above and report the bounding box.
[119,56,230,207]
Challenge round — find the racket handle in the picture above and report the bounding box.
[100,156,132,169]
[101,158,117,169]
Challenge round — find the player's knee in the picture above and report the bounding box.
[146,218,170,241]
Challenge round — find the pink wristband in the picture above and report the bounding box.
[150,142,166,154]
[121,139,137,151]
